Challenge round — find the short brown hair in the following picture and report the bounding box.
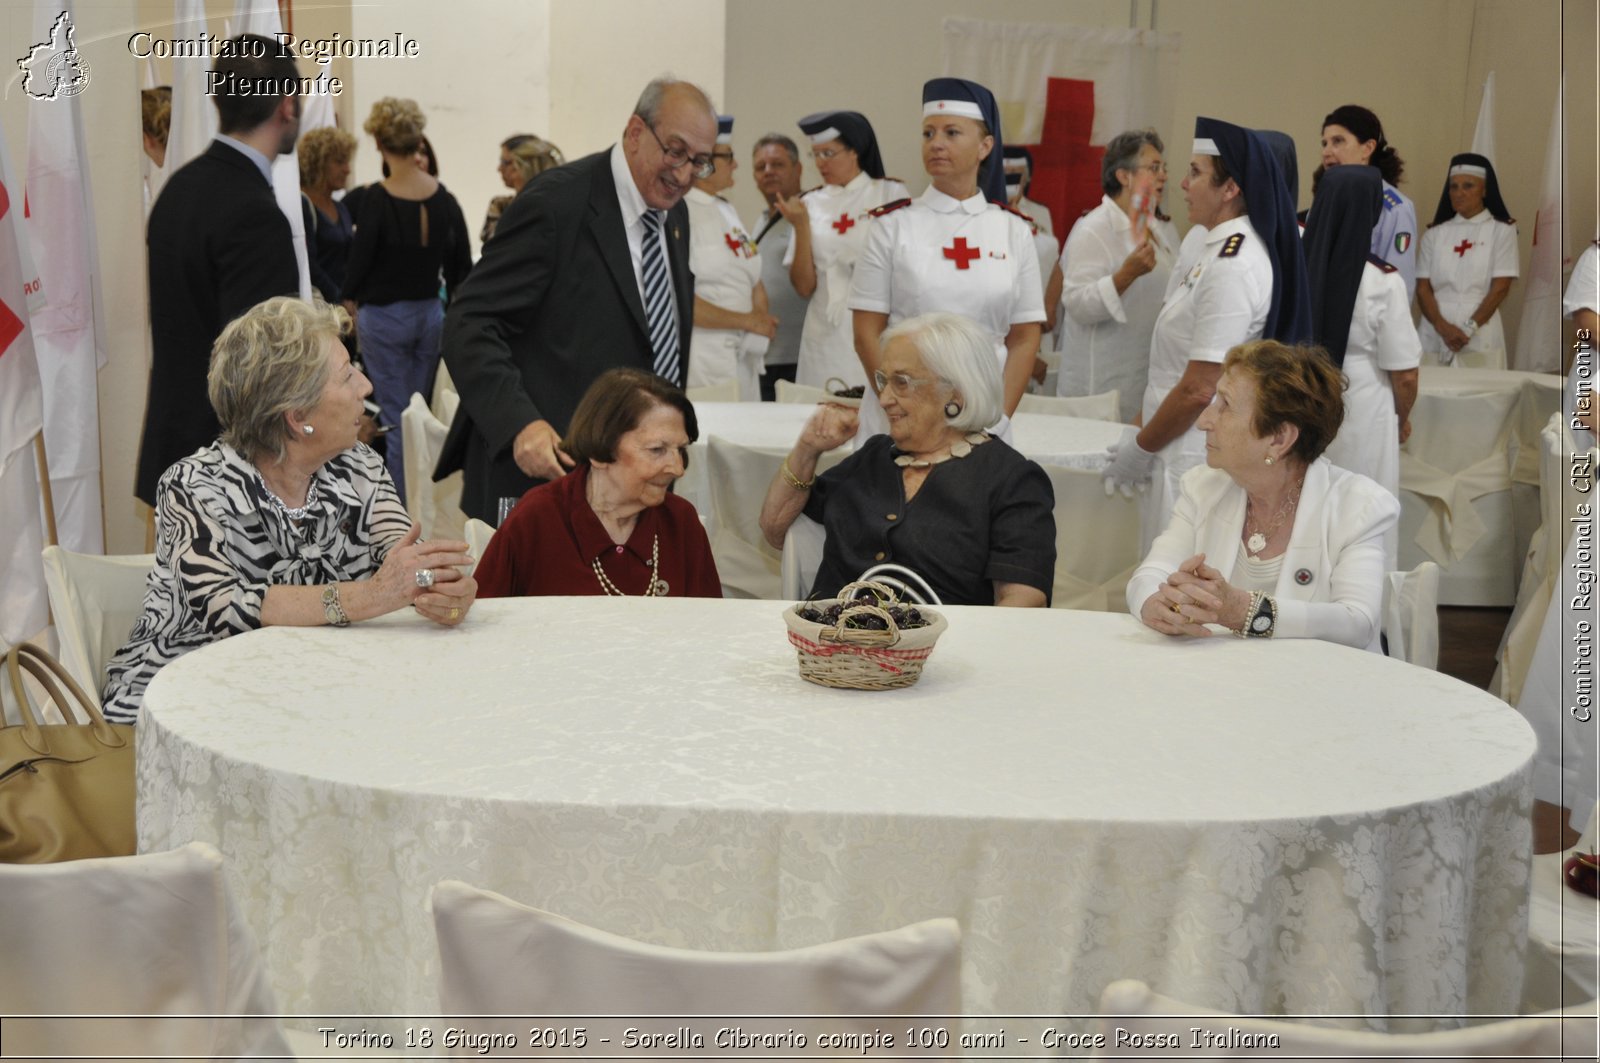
[1221,340,1345,464]
[563,368,699,467]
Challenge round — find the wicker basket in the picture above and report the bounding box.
[783,581,949,690]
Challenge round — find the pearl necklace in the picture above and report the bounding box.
[255,467,318,521]
[1244,481,1302,558]
[592,534,669,596]
[893,432,990,469]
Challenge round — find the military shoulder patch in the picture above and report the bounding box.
[998,201,1038,233]
[868,198,913,218]
[1382,188,1403,210]
[1218,233,1246,258]
[1393,231,1412,254]
[1367,253,1398,273]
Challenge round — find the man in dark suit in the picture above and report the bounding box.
[135,35,302,506]
[439,78,716,521]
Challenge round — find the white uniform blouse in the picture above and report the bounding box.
[1143,214,1272,546]
[848,185,1046,443]
[784,171,909,389]
[1322,260,1420,503]
[1416,211,1520,368]
[1055,195,1180,422]
[685,188,763,399]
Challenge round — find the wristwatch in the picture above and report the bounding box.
[322,584,350,627]
[1238,591,1277,638]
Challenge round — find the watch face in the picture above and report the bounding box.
[1251,615,1272,633]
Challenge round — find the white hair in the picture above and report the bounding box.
[879,312,1003,431]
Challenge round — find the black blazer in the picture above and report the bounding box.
[437,148,695,521]
[137,141,299,504]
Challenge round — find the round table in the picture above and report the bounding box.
[137,598,1533,1028]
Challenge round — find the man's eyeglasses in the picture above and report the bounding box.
[644,122,715,179]
[873,369,941,395]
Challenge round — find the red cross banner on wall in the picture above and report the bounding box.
[1018,77,1105,241]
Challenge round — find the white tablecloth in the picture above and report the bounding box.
[137,599,1534,1029]
[679,402,1123,517]
[1399,367,1562,605]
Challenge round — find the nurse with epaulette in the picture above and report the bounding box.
[849,77,1044,444]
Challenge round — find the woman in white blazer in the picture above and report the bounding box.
[1127,340,1398,652]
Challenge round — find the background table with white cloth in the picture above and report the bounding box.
[1399,366,1563,605]
[138,598,1534,1028]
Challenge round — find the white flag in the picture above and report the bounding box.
[0,133,50,648]
[234,0,312,300]
[28,0,106,555]
[1514,78,1564,374]
[154,0,217,204]
[1471,71,1497,164]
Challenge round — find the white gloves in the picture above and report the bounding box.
[1102,428,1157,498]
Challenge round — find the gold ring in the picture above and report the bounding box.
[1170,602,1182,614]
[449,607,461,621]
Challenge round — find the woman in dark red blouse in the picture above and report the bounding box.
[474,369,722,598]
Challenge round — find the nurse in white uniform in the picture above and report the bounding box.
[685,115,774,400]
[1304,165,1421,567]
[1003,146,1061,287]
[774,110,907,391]
[849,77,1044,445]
[1416,153,1520,369]
[1103,117,1313,551]
[1051,129,1180,423]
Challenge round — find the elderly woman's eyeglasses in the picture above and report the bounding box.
[873,369,941,396]
[1132,161,1167,176]
[644,122,715,179]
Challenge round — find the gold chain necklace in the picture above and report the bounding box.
[1244,481,1302,558]
[591,534,669,596]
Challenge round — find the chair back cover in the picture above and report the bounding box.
[1095,978,1596,1059]
[402,391,466,541]
[1383,561,1440,669]
[774,379,836,405]
[1017,389,1120,422]
[780,514,827,600]
[38,546,155,712]
[706,437,843,599]
[1042,464,1140,611]
[0,841,290,1058]
[433,880,960,1054]
[463,518,495,577]
[685,380,741,404]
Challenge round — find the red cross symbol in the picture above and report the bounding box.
[1023,77,1107,253]
[831,213,855,235]
[1453,239,1475,258]
[943,237,980,270]
[724,232,743,254]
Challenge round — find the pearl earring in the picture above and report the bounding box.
[1264,454,1274,465]
[302,425,314,436]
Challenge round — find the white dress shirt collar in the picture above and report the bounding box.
[214,135,273,185]
[610,143,652,227]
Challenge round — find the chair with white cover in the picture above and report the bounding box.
[685,379,741,404]
[780,514,828,601]
[432,880,961,1053]
[0,841,291,1059]
[774,379,835,405]
[1017,389,1120,422]
[401,391,466,542]
[431,360,458,423]
[705,437,842,599]
[462,518,496,579]
[1042,465,1142,612]
[1523,804,1600,1013]
[1093,978,1598,1059]
[39,546,155,709]
[1382,561,1441,669]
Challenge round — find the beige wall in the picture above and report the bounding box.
[0,0,1586,557]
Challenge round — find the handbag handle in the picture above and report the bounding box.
[5,642,125,756]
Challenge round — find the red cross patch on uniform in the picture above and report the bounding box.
[1219,233,1245,259]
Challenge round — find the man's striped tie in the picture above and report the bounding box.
[640,210,681,386]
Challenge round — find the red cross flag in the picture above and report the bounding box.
[0,130,50,648]
[943,19,1180,238]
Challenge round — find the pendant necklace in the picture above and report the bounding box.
[1244,482,1301,558]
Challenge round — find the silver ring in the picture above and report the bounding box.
[415,568,435,589]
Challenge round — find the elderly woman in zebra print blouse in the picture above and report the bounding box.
[102,297,477,722]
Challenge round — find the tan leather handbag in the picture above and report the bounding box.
[0,642,135,863]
